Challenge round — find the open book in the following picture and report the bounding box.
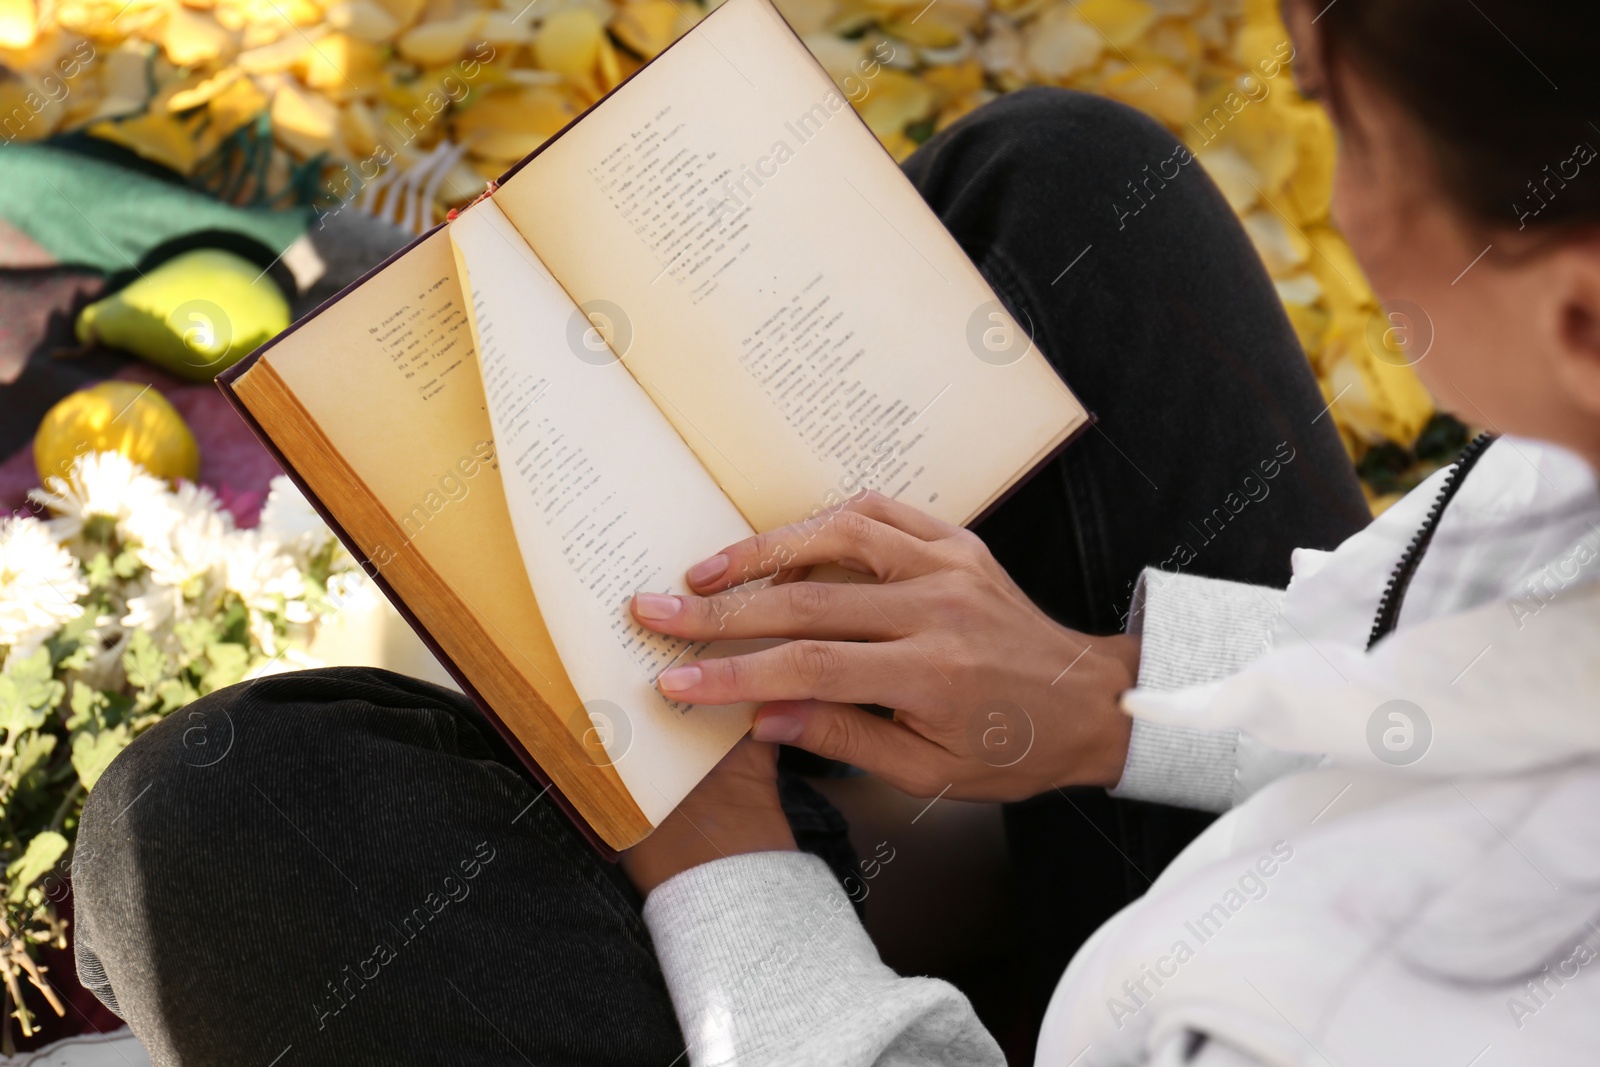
[219,0,1089,853]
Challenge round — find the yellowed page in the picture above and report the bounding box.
[449,199,758,825]
[240,227,666,846]
[493,0,1086,531]
[260,229,570,696]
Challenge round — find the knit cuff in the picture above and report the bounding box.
[1110,569,1286,812]
[643,851,891,1062]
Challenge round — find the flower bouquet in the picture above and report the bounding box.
[0,452,362,1046]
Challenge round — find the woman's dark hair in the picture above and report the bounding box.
[1313,0,1600,234]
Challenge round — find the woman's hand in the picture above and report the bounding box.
[620,738,796,897]
[630,491,1138,803]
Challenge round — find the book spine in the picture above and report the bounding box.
[214,368,622,861]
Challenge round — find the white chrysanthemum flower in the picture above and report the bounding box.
[222,529,304,615]
[29,452,170,546]
[120,579,185,634]
[137,491,232,598]
[0,516,87,662]
[75,626,132,693]
[258,475,332,561]
[126,480,228,555]
[325,568,376,612]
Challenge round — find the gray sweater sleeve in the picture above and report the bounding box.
[1110,568,1316,812]
[640,570,1311,1065]
[643,850,1004,1066]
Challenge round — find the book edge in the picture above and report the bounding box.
[216,364,629,859]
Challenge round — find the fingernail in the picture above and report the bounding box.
[633,592,681,620]
[687,554,729,585]
[752,715,803,743]
[658,665,702,693]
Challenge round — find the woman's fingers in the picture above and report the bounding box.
[632,580,900,641]
[750,700,960,797]
[842,490,963,541]
[657,639,910,707]
[687,498,944,594]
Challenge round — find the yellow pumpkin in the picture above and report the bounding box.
[34,382,201,486]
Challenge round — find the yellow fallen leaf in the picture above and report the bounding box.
[168,67,242,111]
[991,0,1047,15]
[86,44,155,121]
[612,0,682,59]
[1365,486,1404,516]
[1206,89,1299,196]
[0,77,56,140]
[237,30,319,73]
[1098,63,1195,127]
[1321,330,1434,446]
[534,7,603,79]
[476,10,533,44]
[771,0,835,35]
[1194,145,1260,213]
[0,0,37,50]
[596,34,623,90]
[203,73,270,139]
[1233,13,1291,71]
[881,9,967,49]
[879,129,918,161]
[271,78,340,157]
[158,6,236,66]
[399,13,482,65]
[1281,300,1328,360]
[1306,225,1372,318]
[89,110,202,173]
[977,13,1028,84]
[374,0,426,29]
[1130,18,1199,74]
[468,154,504,182]
[454,84,575,159]
[1025,5,1101,82]
[1274,271,1322,307]
[802,32,867,84]
[827,0,889,35]
[326,0,401,41]
[921,58,984,102]
[1240,208,1309,278]
[299,31,385,94]
[853,66,933,139]
[1069,0,1154,49]
[935,88,993,131]
[337,97,381,155]
[1281,98,1335,225]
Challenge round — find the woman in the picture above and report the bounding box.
[73,0,1600,1063]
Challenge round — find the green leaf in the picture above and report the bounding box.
[83,551,116,589]
[174,618,220,663]
[66,681,105,731]
[199,642,250,694]
[156,676,199,713]
[0,649,64,735]
[6,831,67,903]
[111,546,143,580]
[12,734,57,784]
[123,629,169,703]
[71,724,130,791]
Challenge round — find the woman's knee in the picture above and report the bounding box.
[74,668,492,930]
[907,87,1185,205]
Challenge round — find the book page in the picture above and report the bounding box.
[493,0,1086,532]
[233,227,667,847]
[250,229,572,712]
[450,199,758,825]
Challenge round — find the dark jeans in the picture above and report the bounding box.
[74,88,1368,1065]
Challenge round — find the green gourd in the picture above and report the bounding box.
[75,248,290,382]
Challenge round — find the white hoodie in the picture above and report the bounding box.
[642,437,1600,1067]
